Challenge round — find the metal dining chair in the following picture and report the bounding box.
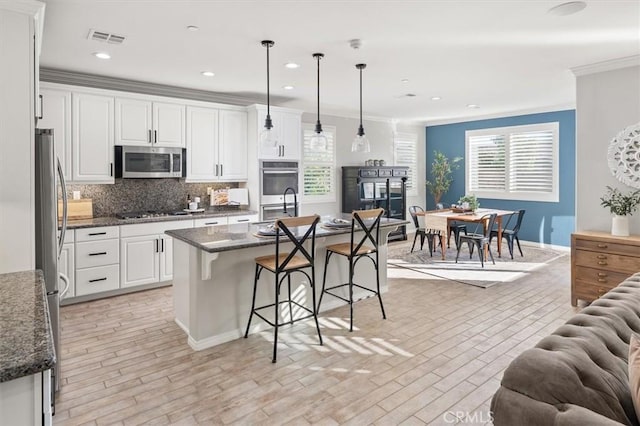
[490,209,525,259]
[437,203,467,249]
[455,213,498,268]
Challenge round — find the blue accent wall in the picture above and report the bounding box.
[425,110,576,247]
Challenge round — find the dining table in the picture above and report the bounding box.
[417,208,516,260]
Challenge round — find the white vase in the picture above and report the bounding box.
[611,215,630,237]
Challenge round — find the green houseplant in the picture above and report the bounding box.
[600,186,640,236]
[425,151,462,205]
[457,194,480,212]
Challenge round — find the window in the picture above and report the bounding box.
[466,122,559,202]
[393,132,418,196]
[302,124,336,202]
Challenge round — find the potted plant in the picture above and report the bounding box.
[600,186,640,236]
[425,151,462,206]
[458,194,480,212]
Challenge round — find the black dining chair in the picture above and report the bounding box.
[437,203,467,249]
[490,209,525,260]
[408,206,441,256]
[456,213,497,268]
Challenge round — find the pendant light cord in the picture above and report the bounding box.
[317,55,320,126]
[359,66,363,127]
[266,43,271,117]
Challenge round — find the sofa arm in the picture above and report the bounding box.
[492,387,627,426]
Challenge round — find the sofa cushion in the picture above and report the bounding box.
[492,274,640,426]
[629,333,640,421]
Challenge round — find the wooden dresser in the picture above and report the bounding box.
[571,231,640,306]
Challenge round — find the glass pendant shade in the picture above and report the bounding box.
[352,63,370,153]
[260,125,278,148]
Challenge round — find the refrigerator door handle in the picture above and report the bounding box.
[57,158,68,258]
[59,273,70,299]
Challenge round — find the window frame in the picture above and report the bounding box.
[393,132,418,197]
[465,122,559,202]
[301,123,337,203]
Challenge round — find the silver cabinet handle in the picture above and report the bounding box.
[88,232,106,236]
[148,129,152,143]
[236,219,249,222]
[220,164,223,176]
[215,164,219,176]
[88,252,107,256]
[161,238,164,252]
[154,130,158,143]
[89,277,107,283]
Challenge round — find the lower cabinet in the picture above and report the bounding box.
[0,370,52,426]
[74,226,120,296]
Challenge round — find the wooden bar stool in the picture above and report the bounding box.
[244,214,323,363]
[318,208,386,332]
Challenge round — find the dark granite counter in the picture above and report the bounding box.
[166,218,408,253]
[0,270,55,383]
[65,209,258,229]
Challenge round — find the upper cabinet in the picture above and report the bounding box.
[72,91,115,183]
[186,106,247,182]
[38,87,72,180]
[115,98,185,147]
[250,105,302,160]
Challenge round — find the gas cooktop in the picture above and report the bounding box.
[116,211,191,219]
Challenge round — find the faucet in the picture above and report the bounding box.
[282,187,298,217]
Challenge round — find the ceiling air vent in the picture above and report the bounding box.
[87,29,125,44]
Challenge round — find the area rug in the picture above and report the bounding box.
[386,238,567,288]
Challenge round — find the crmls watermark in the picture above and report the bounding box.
[442,410,494,424]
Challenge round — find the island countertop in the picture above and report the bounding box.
[165,218,408,253]
[0,270,56,383]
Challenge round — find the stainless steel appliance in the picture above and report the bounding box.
[114,145,186,178]
[261,203,299,221]
[260,160,299,205]
[35,128,69,396]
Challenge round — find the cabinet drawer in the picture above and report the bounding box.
[120,219,193,238]
[76,226,119,242]
[574,238,640,257]
[574,249,640,274]
[76,239,119,268]
[573,279,615,302]
[574,265,632,288]
[228,214,259,224]
[194,217,228,227]
[378,169,393,177]
[76,264,120,296]
[359,169,378,177]
[393,168,408,177]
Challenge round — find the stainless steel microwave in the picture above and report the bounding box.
[114,146,186,178]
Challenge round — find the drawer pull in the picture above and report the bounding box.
[598,278,607,283]
[89,277,107,283]
[88,252,107,256]
[597,244,608,248]
[206,222,219,225]
[236,219,250,222]
[598,272,607,277]
[597,261,608,265]
[596,255,607,259]
[88,232,107,236]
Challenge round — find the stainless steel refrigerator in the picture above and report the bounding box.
[35,128,69,394]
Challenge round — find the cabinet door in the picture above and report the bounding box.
[280,111,301,160]
[38,88,72,180]
[219,109,248,180]
[115,98,153,146]
[72,92,114,183]
[257,109,282,159]
[153,102,185,147]
[59,243,75,299]
[159,236,173,282]
[120,235,159,287]
[186,106,218,181]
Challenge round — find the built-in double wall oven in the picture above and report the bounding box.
[260,160,299,220]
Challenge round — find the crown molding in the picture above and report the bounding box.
[0,0,44,15]
[424,103,575,127]
[571,55,640,77]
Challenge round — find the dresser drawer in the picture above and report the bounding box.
[76,239,119,268]
[574,249,640,274]
[76,226,119,242]
[574,265,632,288]
[76,264,120,296]
[573,279,615,302]
[574,238,639,257]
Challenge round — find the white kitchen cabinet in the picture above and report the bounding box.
[228,213,259,224]
[0,370,52,426]
[186,106,247,182]
[38,87,72,180]
[193,216,228,227]
[72,92,115,183]
[115,97,185,147]
[159,235,174,282]
[254,107,301,160]
[74,226,119,296]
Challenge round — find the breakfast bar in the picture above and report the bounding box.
[165,218,406,350]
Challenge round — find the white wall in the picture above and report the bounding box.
[298,112,425,219]
[575,62,640,234]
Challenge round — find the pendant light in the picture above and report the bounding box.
[309,53,328,152]
[259,40,278,149]
[352,63,371,153]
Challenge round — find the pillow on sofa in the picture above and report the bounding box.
[629,333,640,421]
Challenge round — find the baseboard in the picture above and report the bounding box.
[519,239,570,253]
[187,328,245,351]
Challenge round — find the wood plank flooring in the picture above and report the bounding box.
[55,244,577,425]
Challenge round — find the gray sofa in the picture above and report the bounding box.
[491,273,640,426]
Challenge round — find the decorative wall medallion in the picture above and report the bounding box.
[608,122,640,188]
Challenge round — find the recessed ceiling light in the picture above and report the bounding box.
[93,52,111,59]
[431,96,441,101]
[401,79,409,83]
[201,71,215,77]
[467,104,480,109]
[548,1,587,16]
[282,85,294,90]
[284,62,299,69]
[187,25,199,31]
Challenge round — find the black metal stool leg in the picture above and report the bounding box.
[318,250,332,312]
[287,274,293,323]
[349,256,354,332]
[310,266,323,345]
[410,232,418,252]
[272,273,280,363]
[244,264,260,338]
[477,241,484,268]
[374,252,386,320]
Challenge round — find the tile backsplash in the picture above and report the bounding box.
[66,179,239,217]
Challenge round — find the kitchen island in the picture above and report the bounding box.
[166,218,407,350]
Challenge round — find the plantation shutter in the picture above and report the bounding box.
[509,130,554,193]
[302,125,336,200]
[394,132,418,195]
[467,134,506,192]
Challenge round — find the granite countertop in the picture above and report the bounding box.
[64,209,258,229]
[166,218,408,253]
[0,270,56,383]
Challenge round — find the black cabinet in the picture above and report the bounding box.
[341,166,408,241]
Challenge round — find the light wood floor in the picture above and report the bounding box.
[55,244,577,425]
